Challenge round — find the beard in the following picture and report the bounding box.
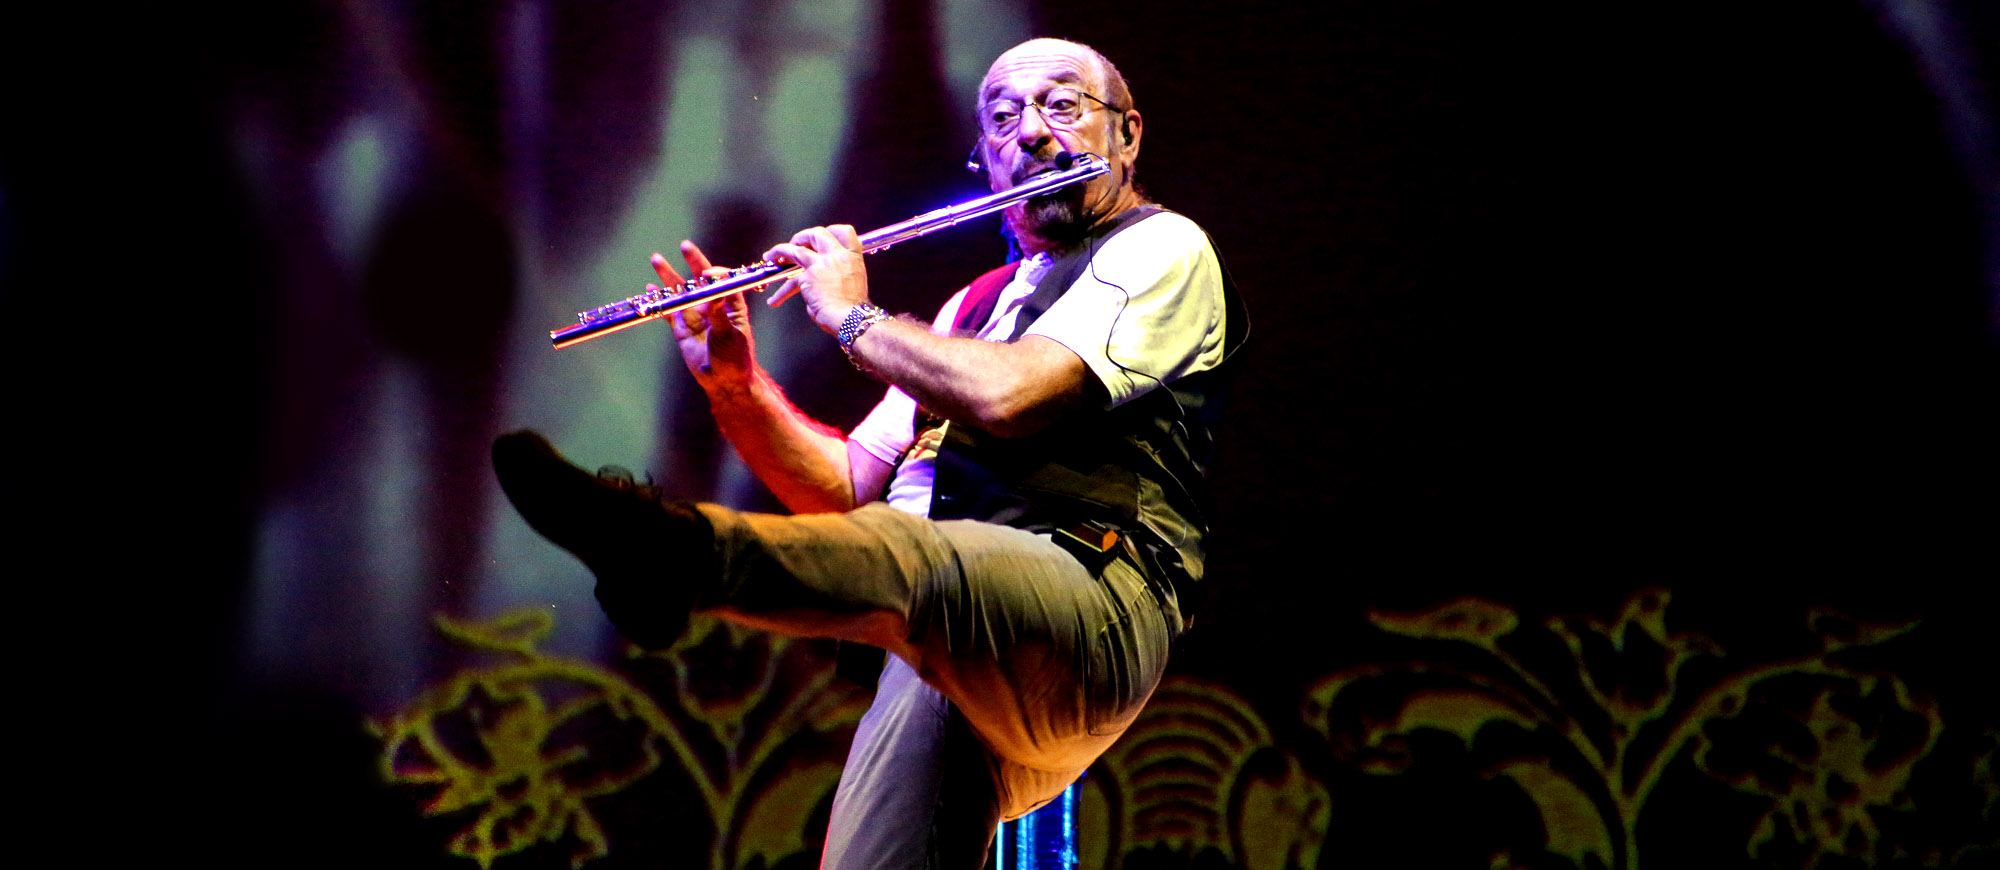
[1019,186,1092,245]
[996,139,1120,249]
[1005,166,1097,248]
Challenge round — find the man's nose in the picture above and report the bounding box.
[1014,104,1053,152]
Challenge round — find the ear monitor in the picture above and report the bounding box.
[1122,118,1133,146]
[966,142,983,174]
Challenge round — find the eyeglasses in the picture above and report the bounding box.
[976,87,1122,138]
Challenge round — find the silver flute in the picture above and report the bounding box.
[551,152,1108,348]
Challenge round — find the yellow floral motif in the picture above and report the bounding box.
[1304,588,1942,870]
[1372,595,1520,651]
[1688,666,1940,866]
[371,610,673,868]
[640,617,870,870]
[372,609,867,869]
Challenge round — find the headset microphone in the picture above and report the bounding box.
[972,148,1080,175]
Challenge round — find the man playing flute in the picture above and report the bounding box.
[494,37,1243,866]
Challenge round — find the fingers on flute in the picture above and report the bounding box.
[768,278,800,307]
[704,297,737,331]
[706,298,741,331]
[763,241,805,265]
[673,300,706,335]
[650,253,686,286]
[795,225,851,252]
[679,240,715,273]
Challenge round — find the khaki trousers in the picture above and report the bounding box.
[691,502,1180,868]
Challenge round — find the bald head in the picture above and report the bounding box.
[979,38,1134,118]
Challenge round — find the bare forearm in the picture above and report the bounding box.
[847,318,1086,438]
[704,369,856,514]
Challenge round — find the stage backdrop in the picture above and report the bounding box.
[4,0,1995,867]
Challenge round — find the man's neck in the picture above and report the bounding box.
[1017,195,1149,257]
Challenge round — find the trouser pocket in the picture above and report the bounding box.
[1083,559,1169,737]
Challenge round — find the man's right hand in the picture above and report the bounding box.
[657,241,755,394]
[653,240,865,514]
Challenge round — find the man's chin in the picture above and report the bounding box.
[1020,195,1091,245]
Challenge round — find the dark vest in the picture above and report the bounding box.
[923,207,1248,612]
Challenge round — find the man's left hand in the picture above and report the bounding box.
[763,224,871,336]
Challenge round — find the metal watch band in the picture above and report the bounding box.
[837,303,893,366]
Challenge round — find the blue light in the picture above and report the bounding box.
[993,778,1079,870]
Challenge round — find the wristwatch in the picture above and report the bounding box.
[836,303,893,368]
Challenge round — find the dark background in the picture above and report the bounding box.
[6,0,1995,866]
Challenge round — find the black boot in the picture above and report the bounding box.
[491,430,715,649]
